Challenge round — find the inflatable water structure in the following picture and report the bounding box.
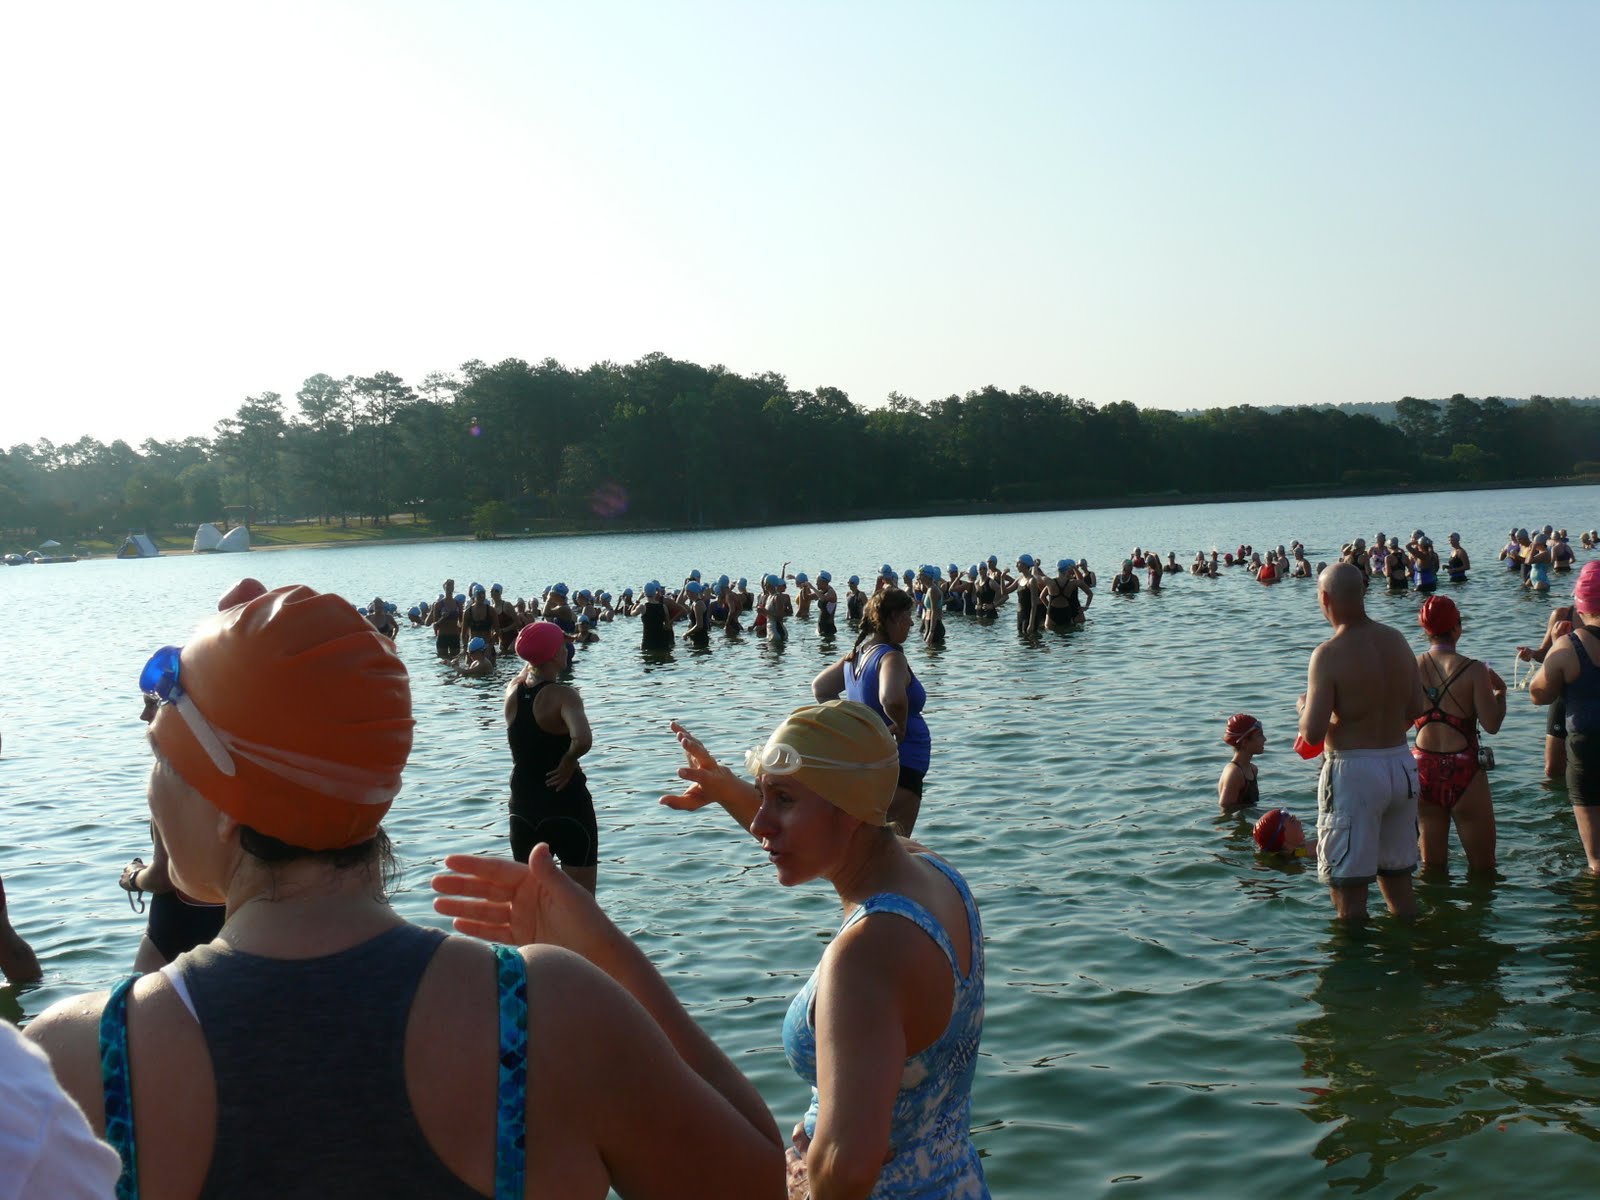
[193,522,223,553]
[117,531,161,559]
[218,525,251,553]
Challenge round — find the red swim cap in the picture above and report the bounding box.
[1224,713,1261,746]
[1418,595,1460,638]
[150,585,413,851]
[515,621,566,666]
[1253,808,1289,853]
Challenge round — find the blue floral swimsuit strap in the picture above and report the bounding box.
[98,975,140,1200]
[850,889,961,981]
[493,943,529,1200]
[919,855,981,978]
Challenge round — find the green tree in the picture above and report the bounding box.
[214,393,286,524]
[473,499,514,538]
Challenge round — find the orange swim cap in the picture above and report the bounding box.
[150,585,413,850]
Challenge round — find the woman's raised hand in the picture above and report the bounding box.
[660,721,738,812]
[432,844,601,952]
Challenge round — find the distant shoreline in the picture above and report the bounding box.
[26,472,1598,559]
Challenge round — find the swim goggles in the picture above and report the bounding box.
[744,741,900,777]
[140,645,237,777]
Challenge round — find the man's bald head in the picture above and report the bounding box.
[1319,562,1366,620]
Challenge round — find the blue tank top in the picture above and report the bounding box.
[844,644,931,771]
[1565,631,1600,734]
[782,855,988,1199]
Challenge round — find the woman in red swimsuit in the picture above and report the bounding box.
[1412,595,1507,872]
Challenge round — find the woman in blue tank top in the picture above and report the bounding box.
[23,585,782,1200]
[662,701,989,1200]
[810,588,931,835]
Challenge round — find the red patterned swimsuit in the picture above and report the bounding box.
[1413,658,1480,810]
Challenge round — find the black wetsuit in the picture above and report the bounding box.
[1016,584,1037,630]
[1048,583,1082,627]
[1237,769,1259,808]
[507,680,597,868]
[847,591,865,622]
[640,598,674,650]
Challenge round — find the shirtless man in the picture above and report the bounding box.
[1298,563,1428,920]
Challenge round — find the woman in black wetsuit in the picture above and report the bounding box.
[845,575,865,623]
[462,584,498,661]
[634,581,679,651]
[1045,559,1090,629]
[505,621,598,892]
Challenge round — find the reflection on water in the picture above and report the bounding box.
[4,486,1600,1196]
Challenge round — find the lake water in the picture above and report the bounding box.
[4,485,1599,1197]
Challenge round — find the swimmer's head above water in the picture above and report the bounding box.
[1253,808,1307,855]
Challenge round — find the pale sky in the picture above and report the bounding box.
[2,0,1595,447]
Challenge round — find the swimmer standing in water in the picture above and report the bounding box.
[1298,563,1427,920]
[1218,714,1264,811]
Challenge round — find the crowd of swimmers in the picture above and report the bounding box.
[1,572,994,1198]
[7,518,1600,1196]
[1211,521,1600,925]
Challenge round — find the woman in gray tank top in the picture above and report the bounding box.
[24,584,782,1199]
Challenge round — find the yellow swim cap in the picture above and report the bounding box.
[750,700,900,826]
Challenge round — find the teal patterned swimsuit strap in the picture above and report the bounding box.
[98,975,140,1200]
[493,943,529,1200]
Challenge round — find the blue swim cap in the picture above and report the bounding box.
[385,602,397,612]
[455,593,466,605]
[848,575,859,586]
[690,569,702,580]
[491,583,503,593]
[818,570,831,582]
[988,555,998,565]
[578,613,593,625]
[737,577,748,588]
[470,582,485,595]
[968,565,978,576]
[795,572,808,584]
[948,563,959,573]
[358,606,369,615]
[686,580,703,595]
[408,606,420,618]
[554,582,568,595]
[718,574,730,588]
[918,564,935,578]
[881,563,894,577]
[579,589,591,599]
[622,587,633,596]
[1059,558,1077,571]
[644,582,660,597]
[1018,554,1035,568]
[467,636,486,652]
[902,570,914,581]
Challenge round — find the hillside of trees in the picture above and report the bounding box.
[5,355,1600,547]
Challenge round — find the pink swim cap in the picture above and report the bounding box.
[515,621,566,665]
[1575,561,1600,615]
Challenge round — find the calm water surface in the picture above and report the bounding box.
[4,486,1599,1197]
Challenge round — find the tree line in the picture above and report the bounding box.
[4,353,1598,543]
